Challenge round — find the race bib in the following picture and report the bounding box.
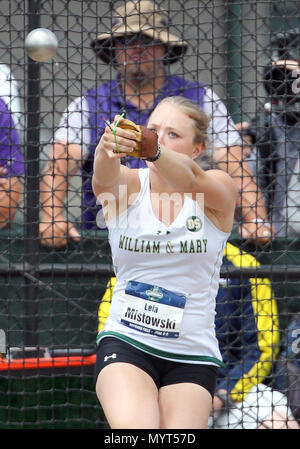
[121,280,186,338]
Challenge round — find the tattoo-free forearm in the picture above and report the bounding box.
[153,145,200,192]
[40,143,82,221]
[0,177,22,228]
[215,146,269,222]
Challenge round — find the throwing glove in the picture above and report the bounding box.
[117,118,160,161]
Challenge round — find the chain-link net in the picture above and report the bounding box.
[0,0,299,429]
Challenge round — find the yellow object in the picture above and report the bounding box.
[98,277,116,331]
[225,242,280,402]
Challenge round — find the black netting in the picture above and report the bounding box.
[0,0,299,430]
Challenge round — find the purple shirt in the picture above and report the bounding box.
[83,74,205,229]
[0,98,24,177]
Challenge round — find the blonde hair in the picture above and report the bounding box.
[155,96,210,145]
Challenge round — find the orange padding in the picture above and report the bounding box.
[0,354,96,371]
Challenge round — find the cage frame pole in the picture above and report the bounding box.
[23,0,42,347]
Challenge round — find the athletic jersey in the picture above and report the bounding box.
[97,168,229,366]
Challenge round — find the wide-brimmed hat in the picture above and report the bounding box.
[91,0,188,65]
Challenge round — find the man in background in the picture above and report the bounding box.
[39,0,271,247]
[237,28,300,237]
[0,97,24,227]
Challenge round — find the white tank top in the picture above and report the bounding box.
[97,168,229,366]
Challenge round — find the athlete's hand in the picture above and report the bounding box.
[99,115,137,159]
[116,117,158,160]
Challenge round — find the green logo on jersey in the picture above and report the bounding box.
[186,216,202,232]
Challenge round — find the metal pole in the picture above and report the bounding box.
[226,0,242,123]
[24,0,41,347]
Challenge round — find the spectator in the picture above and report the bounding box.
[237,28,300,237]
[98,242,300,429]
[0,63,22,130]
[272,314,300,425]
[210,242,299,429]
[0,97,24,228]
[39,0,271,248]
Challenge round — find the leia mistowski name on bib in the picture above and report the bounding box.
[121,280,186,338]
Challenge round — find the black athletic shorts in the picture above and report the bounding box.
[94,337,218,398]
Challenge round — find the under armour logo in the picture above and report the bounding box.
[104,353,117,362]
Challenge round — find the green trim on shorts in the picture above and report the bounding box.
[96,330,225,367]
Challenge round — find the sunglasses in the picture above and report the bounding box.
[115,34,160,48]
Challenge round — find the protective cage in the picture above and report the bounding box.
[0,0,299,429]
